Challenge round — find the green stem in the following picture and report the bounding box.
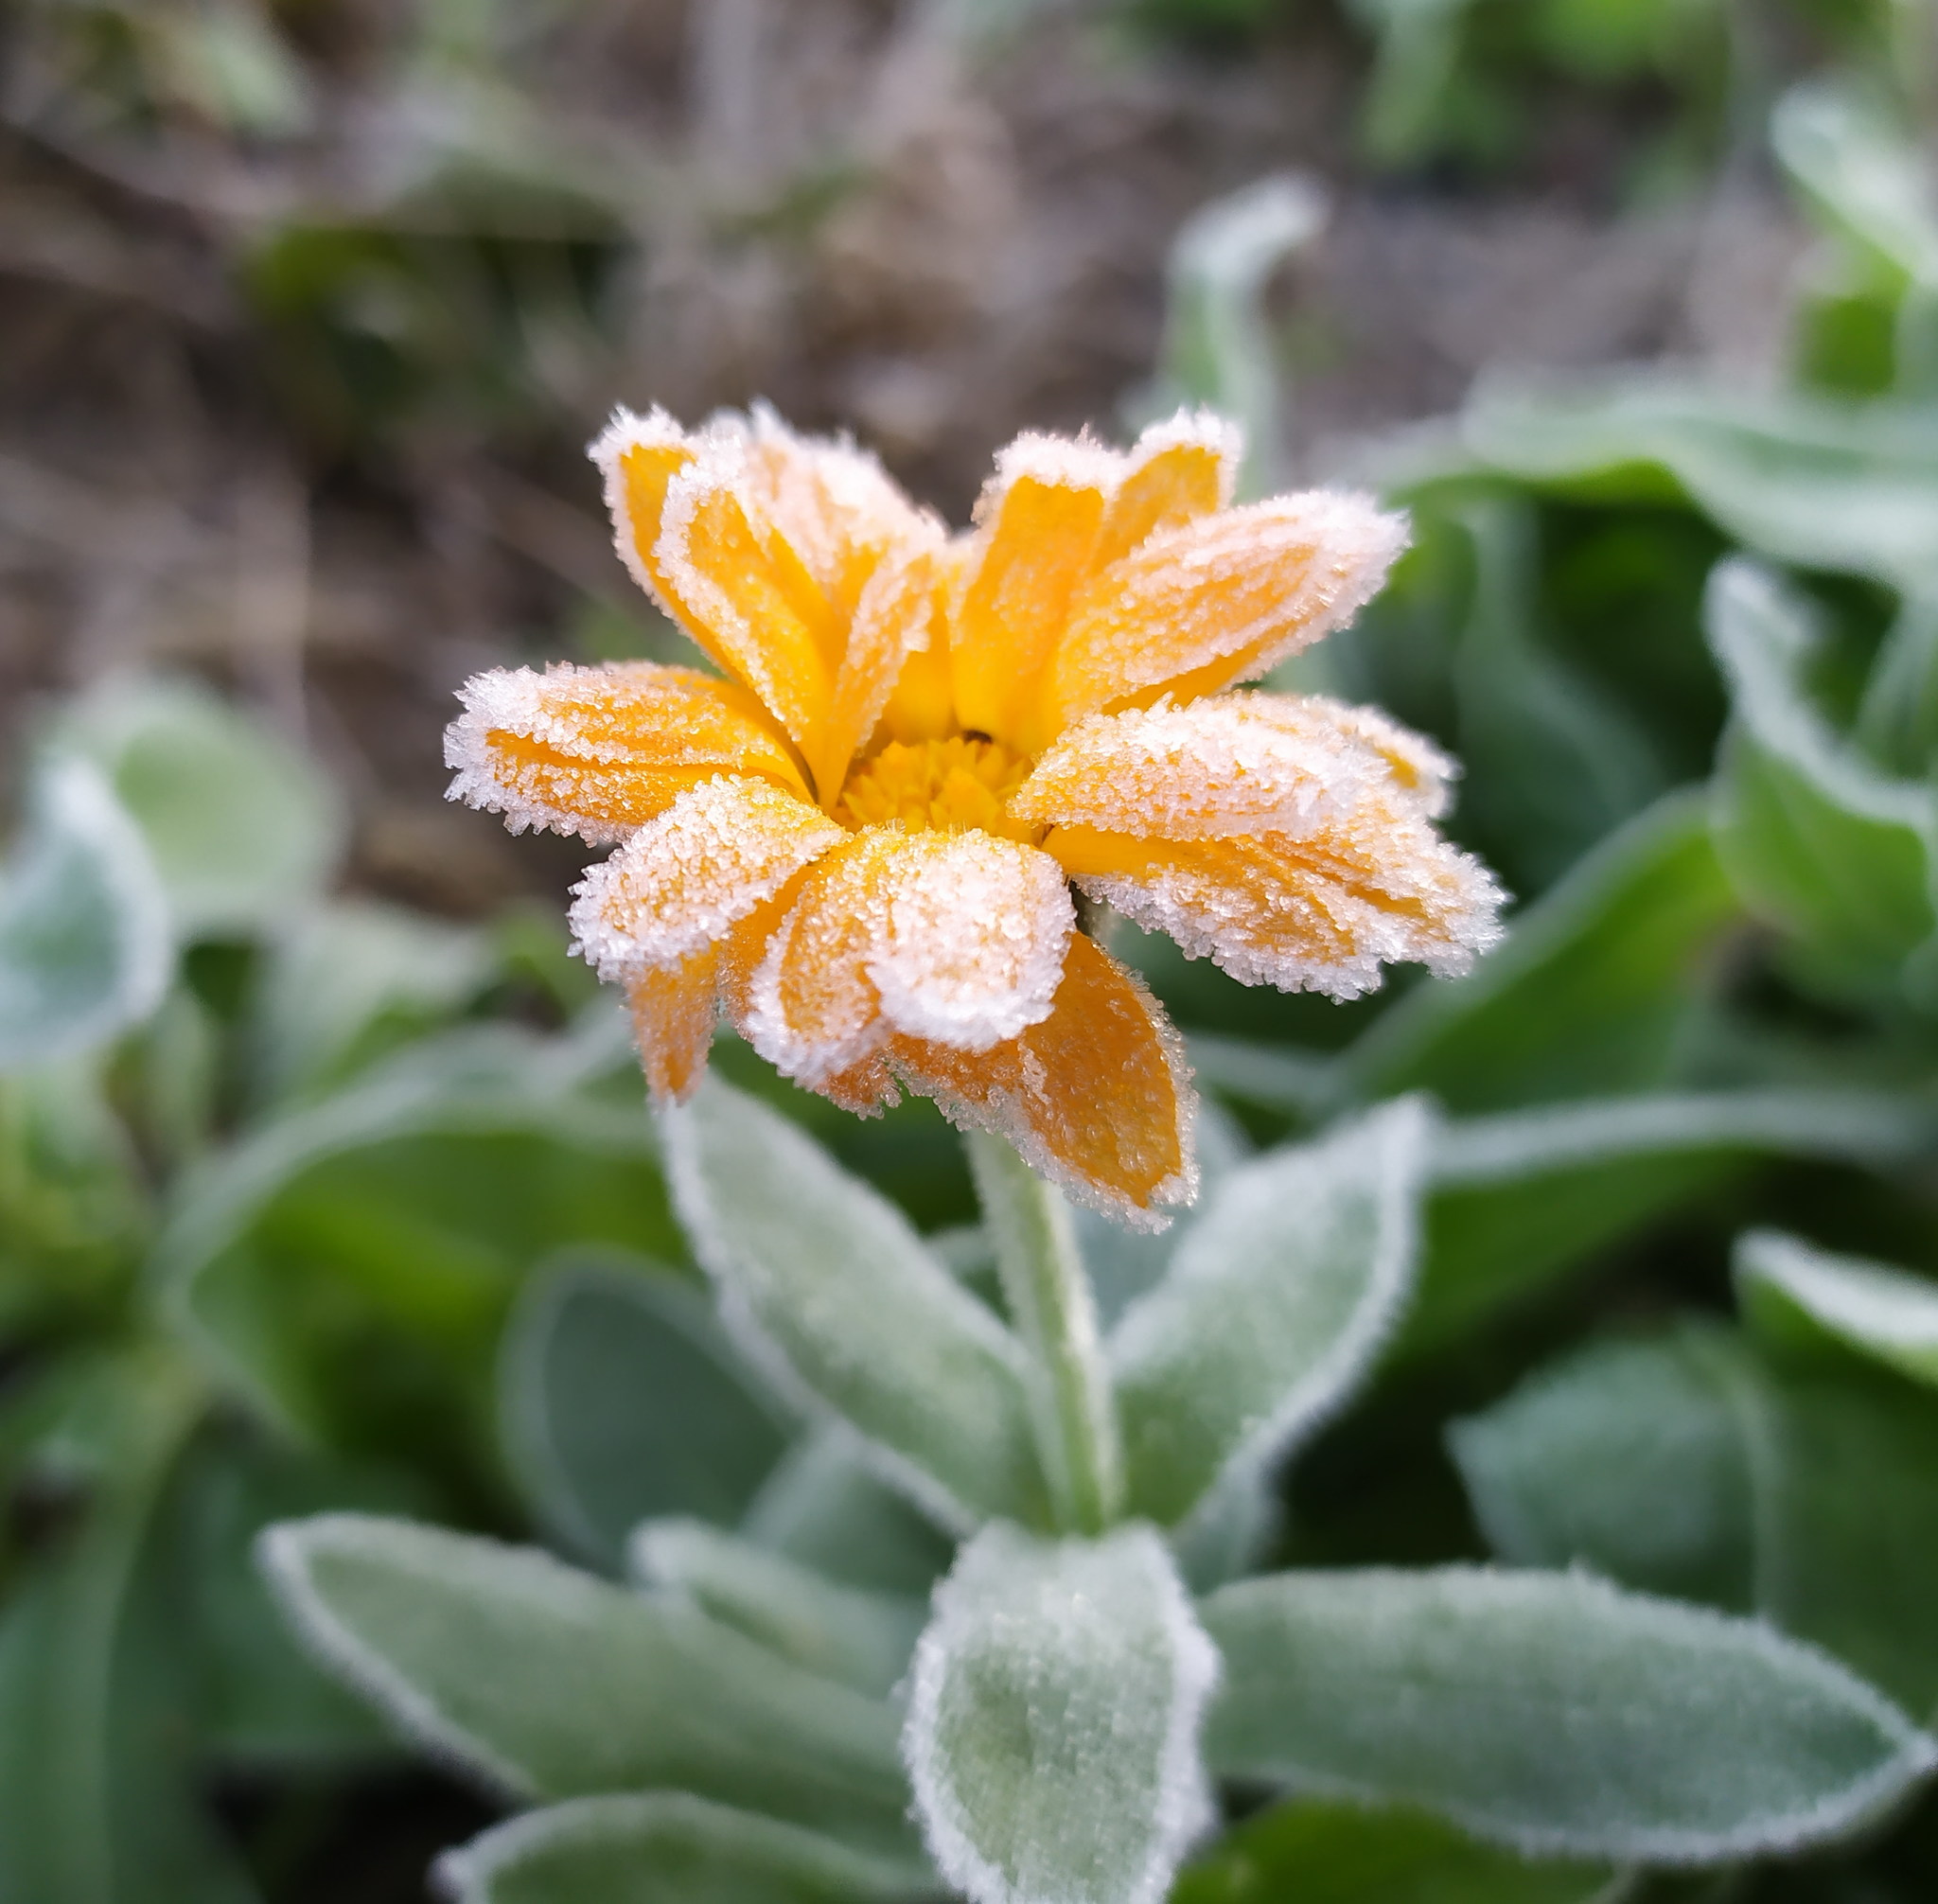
[966,1130,1123,1535]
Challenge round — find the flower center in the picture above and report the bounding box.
[835,735,1038,842]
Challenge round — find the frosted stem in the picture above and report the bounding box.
[966,1131,1124,1534]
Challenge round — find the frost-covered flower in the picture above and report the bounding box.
[445,406,1503,1223]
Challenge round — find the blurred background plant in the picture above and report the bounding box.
[6,0,1938,1899]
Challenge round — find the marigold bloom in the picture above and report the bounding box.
[446,405,1503,1225]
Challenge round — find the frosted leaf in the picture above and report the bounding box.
[443,660,803,844]
[1012,696,1377,842]
[1061,792,1506,1001]
[568,777,842,981]
[904,1523,1220,1904]
[742,833,1076,1085]
[1046,491,1409,731]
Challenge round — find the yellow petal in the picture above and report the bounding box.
[1043,491,1408,734]
[738,830,1075,1086]
[1089,410,1239,573]
[445,661,808,843]
[949,434,1124,754]
[815,543,946,808]
[590,407,706,626]
[568,777,845,979]
[626,950,719,1103]
[1048,791,1505,1001]
[888,933,1195,1226]
[658,447,837,765]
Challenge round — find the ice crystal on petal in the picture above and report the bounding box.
[1013,696,1375,841]
[442,661,803,843]
[1072,799,1506,1001]
[1047,490,1409,730]
[869,834,1074,1051]
[567,777,843,981]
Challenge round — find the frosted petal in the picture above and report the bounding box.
[568,777,843,980]
[817,543,947,806]
[1090,410,1241,573]
[443,661,806,844]
[1056,795,1506,1001]
[889,934,1197,1228]
[1013,694,1388,842]
[950,433,1123,753]
[1045,491,1409,732]
[868,834,1075,1051]
[739,832,1076,1088]
[625,948,720,1103]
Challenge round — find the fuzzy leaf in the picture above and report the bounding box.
[1201,1565,1935,1860]
[57,674,344,939]
[0,755,169,1070]
[1110,1098,1428,1526]
[1345,789,1739,1113]
[258,1513,917,1862]
[1453,1321,1938,1718]
[500,1253,790,1572]
[904,1523,1219,1904]
[435,1792,919,1904]
[631,1519,924,1699]
[665,1076,1046,1532]
[1412,1087,1934,1352]
[1705,559,1938,1001]
[1736,1229,1938,1388]
[741,1428,956,1596]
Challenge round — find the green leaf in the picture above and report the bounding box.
[1172,1795,1623,1904]
[258,1513,919,1863]
[904,1523,1218,1904]
[664,1076,1046,1532]
[1735,1228,1938,1388]
[1772,80,1938,298]
[1412,1087,1936,1352]
[1345,790,1740,1113]
[155,1024,678,1488]
[631,1519,924,1699]
[435,1792,919,1904]
[740,1427,956,1596]
[0,1344,255,1904]
[1202,1566,1935,1860]
[1443,496,1664,890]
[1111,1098,1428,1526]
[1704,558,1938,1000]
[0,755,169,1070]
[1450,1329,1757,1611]
[1135,173,1328,497]
[500,1253,790,1572]
[250,900,494,1102]
[1452,1321,1938,1717]
[1458,378,1938,592]
[57,675,344,940]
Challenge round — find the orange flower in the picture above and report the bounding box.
[445,406,1502,1224]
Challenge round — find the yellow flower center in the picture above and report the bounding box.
[834,735,1039,842]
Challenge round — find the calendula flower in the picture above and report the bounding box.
[445,406,1502,1225]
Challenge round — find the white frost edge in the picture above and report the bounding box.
[1736,1226,1938,1357]
[432,1789,918,1904]
[903,1523,1222,1904]
[1202,1563,1938,1865]
[255,1515,538,1802]
[1110,1096,1433,1528]
[660,1089,1034,1542]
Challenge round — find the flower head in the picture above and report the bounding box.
[446,404,1503,1225]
